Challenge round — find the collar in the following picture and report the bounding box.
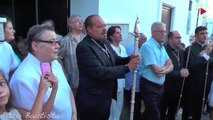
[196,41,206,47]
[151,37,164,49]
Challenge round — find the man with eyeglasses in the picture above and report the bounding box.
[138,22,173,120]
[9,24,77,120]
[182,26,213,120]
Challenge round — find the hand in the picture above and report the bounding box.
[127,53,141,70]
[206,44,213,54]
[155,67,167,77]
[200,45,213,56]
[38,74,52,93]
[180,68,189,78]
[130,53,141,59]
[45,72,58,90]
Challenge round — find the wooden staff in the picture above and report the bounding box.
[130,16,140,120]
[201,37,213,119]
[201,60,209,119]
[175,35,194,120]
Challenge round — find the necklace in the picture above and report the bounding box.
[91,39,110,58]
[172,50,180,66]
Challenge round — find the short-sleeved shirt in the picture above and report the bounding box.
[0,42,19,80]
[10,53,72,120]
[139,37,170,84]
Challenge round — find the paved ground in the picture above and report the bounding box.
[140,101,211,120]
[176,108,210,120]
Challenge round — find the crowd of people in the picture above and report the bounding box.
[1,13,213,120]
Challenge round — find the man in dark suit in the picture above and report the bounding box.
[160,31,189,120]
[75,14,141,120]
[182,26,213,120]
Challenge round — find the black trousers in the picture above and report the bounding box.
[140,77,164,120]
[160,92,179,120]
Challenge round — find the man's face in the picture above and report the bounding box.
[87,16,106,41]
[195,30,208,44]
[171,31,182,49]
[70,16,84,31]
[34,30,59,62]
[152,25,166,43]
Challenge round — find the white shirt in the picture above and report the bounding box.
[10,53,72,120]
[0,42,19,80]
[111,44,128,92]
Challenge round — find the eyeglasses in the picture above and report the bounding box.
[36,39,59,46]
[154,30,166,34]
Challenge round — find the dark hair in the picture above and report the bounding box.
[195,26,207,35]
[84,14,99,32]
[26,24,54,53]
[167,31,174,40]
[0,70,12,112]
[0,15,13,30]
[107,26,121,42]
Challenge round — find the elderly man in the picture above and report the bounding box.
[75,14,141,120]
[10,24,77,120]
[139,22,173,120]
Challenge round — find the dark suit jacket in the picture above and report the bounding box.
[164,44,186,98]
[186,42,213,98]
[76,35,130,119]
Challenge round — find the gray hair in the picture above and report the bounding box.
[67,15,82,28]
[26,24,54,53]
[151,22,166,32]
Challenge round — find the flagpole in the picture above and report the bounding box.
[196,0,200,27]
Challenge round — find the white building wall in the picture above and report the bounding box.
[70,0,210,48]
[71,0,99,20]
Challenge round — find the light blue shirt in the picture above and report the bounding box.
[125,45,141,92]
[139,37,169,84]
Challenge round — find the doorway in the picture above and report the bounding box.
[0,0,70,39]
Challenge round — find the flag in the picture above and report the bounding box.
[186,11,192,35]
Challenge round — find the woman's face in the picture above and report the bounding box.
[111,27,122,42]
[4,22,15,42]
[0,74,10,113]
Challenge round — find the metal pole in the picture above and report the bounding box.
[130,17,140,120]
[196,0,200,27]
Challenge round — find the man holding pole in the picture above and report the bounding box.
[182,26,213,120]
[160,31,189,120]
